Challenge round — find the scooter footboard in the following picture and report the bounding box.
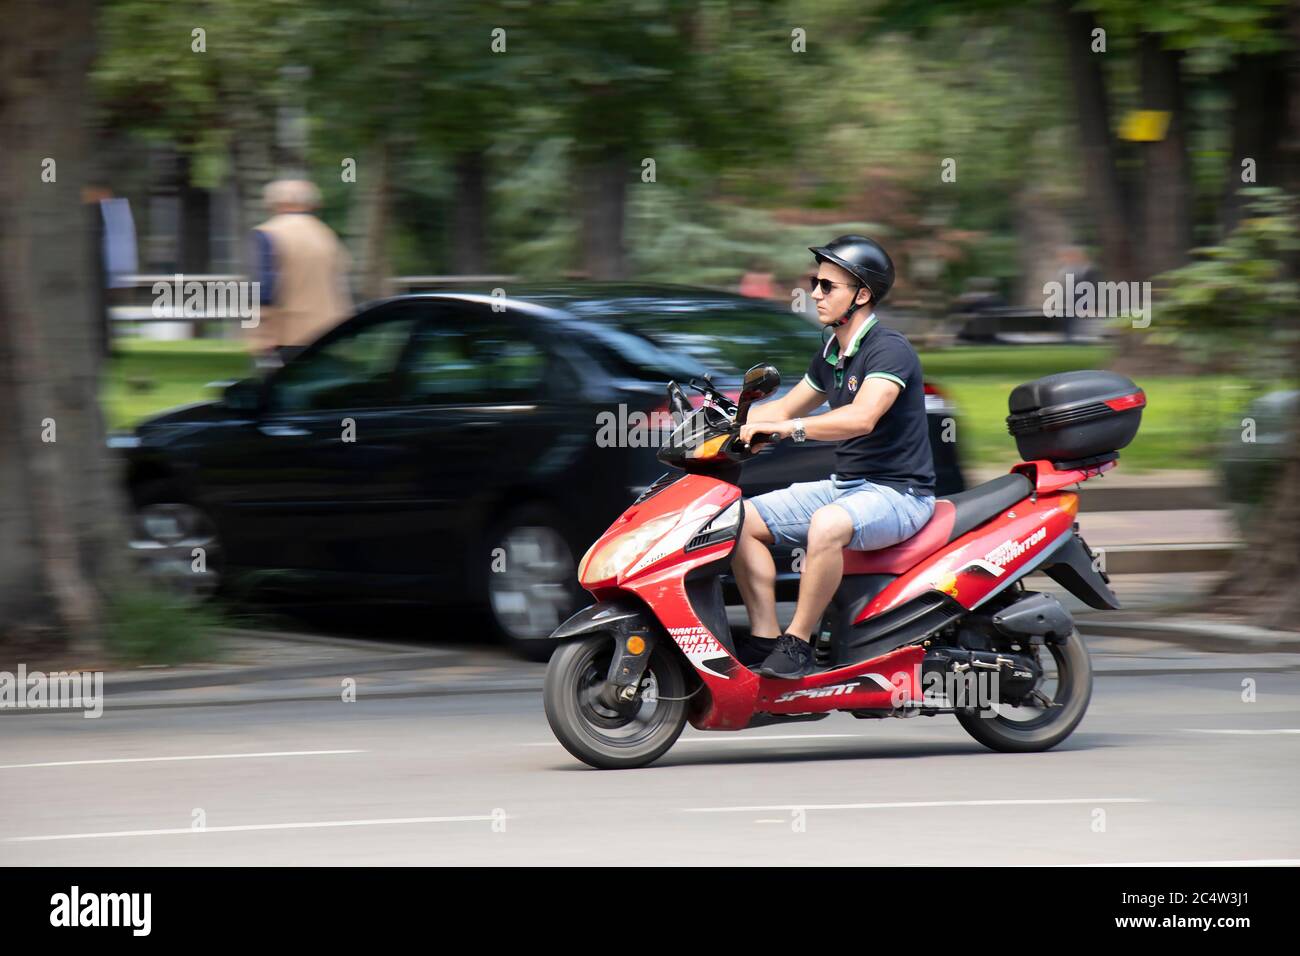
[756,645,925,716]
[689,644,926,730]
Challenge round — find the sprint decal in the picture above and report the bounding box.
[773,673,894,703]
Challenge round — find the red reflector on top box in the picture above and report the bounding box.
[1104,391,1146,411]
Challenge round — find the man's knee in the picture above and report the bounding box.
[807,505,853,552]
[741,500,774,545]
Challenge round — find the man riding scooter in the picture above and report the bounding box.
[734,236,937,679]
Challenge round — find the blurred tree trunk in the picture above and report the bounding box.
[1056,0,1134,281]
[351,141,392,300]
[577,146,628,280]
[451,150,488,275]
[1015,179,1072,306]
[1213,376,1300,629]
[226,100,275,275]
[0,0,125,656]
[1221,52,1287,233]
[177,153,211,274]
[1284,2,1300,198]
[1137,34,1193,277]
[1210,8,1300,630]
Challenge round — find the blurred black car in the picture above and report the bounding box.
[115,284,965,650]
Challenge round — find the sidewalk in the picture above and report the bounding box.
[74,572,1300,710]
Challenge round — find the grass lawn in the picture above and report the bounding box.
[915,345,1255,473]
[104,339,252,431]
[105,339,1255,472]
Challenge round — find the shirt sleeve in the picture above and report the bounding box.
[803,351,829,393]
[863,335,917,390]
[252,229,276,306]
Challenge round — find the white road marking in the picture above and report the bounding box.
[685,798,1151,813]
[0,749,366,770]
[1182,729,1300,735]
[5,814,504,843]
[1074,859,1300,867]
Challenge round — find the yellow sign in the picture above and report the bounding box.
[1119,110,1171,142]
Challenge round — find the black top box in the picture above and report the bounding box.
[1006,370,1145,465]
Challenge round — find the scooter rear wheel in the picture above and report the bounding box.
[544,634,689,769]
[955,631,1092,753]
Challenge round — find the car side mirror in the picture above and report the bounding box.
[740,364,780,403]
[224,378,264,414]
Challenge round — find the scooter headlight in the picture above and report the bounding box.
[580,513,682,584]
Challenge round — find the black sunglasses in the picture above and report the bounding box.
[809,277,858,294]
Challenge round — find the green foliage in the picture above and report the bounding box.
[1084,0,1290,70]
[104,587,227,665]
[1154,188,1300,378]
[95,0,295,184]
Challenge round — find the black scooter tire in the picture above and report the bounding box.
[544,634,689,770]
[955,632,1092,753]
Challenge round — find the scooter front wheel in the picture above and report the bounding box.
[544,634,689,769]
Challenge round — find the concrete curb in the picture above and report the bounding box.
[1078,617,1300,654]
[1077,484,1220,512]
[102,649,467,695]
[9,655,1298,713]
[1098,543,1239,574]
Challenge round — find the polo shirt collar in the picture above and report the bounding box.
[823,312,877,365]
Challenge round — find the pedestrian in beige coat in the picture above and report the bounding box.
[249,179,353,366]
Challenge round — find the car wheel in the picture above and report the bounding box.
[484,504,582,660]
[129,481,223,601]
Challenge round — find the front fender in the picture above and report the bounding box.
[549,599,666,697]
[549,600,657,641]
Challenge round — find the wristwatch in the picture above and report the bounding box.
[792,418,806,443]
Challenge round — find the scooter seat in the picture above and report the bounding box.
[841,500,955,575]
[840,474,1033,576]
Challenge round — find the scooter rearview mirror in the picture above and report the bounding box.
[739,364,781,403]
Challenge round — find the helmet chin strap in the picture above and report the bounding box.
[829,283,865,328]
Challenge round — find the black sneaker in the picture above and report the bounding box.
[756,633,815,679]
[734,634,779,668]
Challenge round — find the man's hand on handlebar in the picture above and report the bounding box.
[738,419,795,449]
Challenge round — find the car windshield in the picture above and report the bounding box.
[575,298,821,381]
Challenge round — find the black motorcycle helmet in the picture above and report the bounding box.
[809,235,895,326]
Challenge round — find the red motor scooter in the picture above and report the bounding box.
[543,364,1145,769]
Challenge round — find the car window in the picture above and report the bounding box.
[579,301,821,381]
[400,312,547,404]
[269,313,419,413]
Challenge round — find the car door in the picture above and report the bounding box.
[377,303,562,590]
[198,303,424,576]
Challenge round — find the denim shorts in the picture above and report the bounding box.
[749,475,936,552]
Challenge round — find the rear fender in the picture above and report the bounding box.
[1041,533,1121,610]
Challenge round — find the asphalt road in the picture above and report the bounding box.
[3,639,1298,866]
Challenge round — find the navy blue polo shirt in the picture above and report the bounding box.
[802,314,936,496]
